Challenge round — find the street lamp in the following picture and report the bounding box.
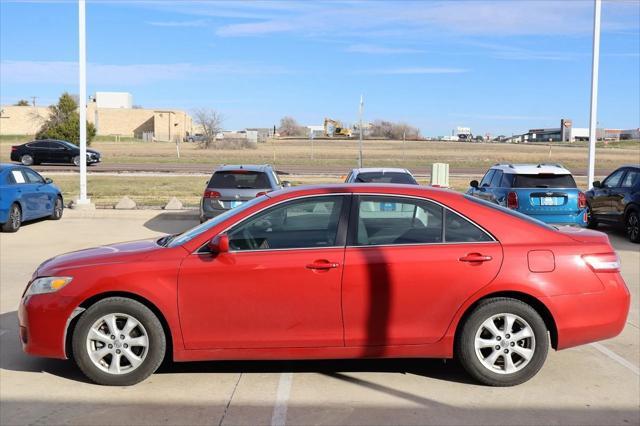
[76,0,90,206]
[587,0,601,189]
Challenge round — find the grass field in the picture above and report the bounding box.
[2,137,638,172]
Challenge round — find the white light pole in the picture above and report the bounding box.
[358,95,364,168]
[77,0,90,205]
[587,0,601,189]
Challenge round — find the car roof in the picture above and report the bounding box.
[215,164,273,172]
[491,163,572,175]
[265,183,453,200]
[350,168,412,175]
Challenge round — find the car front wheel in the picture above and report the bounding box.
[72,297,166,386]
[626,208,640,243]
[50,197,63,220]
[456,297,549,386]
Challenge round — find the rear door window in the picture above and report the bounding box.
[512,174,577,188]
[10,170,26,184]
[445,209,493,242]
[209,171,271,189]
[354,172,417,184]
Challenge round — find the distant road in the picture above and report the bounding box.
[28,162,613,177]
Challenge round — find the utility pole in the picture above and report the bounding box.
[30,96,38,107]
[358,95,364,168]
[587,0,601,189]
[77,0,90,206]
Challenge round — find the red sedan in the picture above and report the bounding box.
[19,185,630,386]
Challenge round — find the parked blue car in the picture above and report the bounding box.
[0,163,63,232]
[467,163,588,227]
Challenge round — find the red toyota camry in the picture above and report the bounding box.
[19,185,630,386]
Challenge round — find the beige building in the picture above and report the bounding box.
[1,92,193,142]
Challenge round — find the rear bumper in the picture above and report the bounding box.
[525,209,588,227]
[544,273,630,350]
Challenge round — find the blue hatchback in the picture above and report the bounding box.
[0,163,64,232]
[467,163,588,227]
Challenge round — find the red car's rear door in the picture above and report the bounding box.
[342,195,503,348]
[178,194,349,349]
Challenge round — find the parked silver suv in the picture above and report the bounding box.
[200,165,290,222]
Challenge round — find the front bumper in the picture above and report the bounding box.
[18,293,78,359]
[544,272,630,350]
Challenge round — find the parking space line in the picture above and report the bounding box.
[218,373,243,426]
[591,342,639,376]
[271,372,293,426]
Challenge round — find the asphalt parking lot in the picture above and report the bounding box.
[0,210,638,426]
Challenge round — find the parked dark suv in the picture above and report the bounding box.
[586,165,640,243]
[200,165,290,222]
[10,139,101,166]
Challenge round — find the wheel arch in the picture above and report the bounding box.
[624,202,638,219]
[65,291,174,361]
[454,290,558,350]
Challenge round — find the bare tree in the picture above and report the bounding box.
[193,108,224,149]
[278,116,306,137]
[370,119,421,140]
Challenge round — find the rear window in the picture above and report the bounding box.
[208,170,271,189]
[512,174,576,188]
[354,172,417,184]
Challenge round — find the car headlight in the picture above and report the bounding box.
[26,276,73,296]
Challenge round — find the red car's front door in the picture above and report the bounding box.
[177,195,349,349]
[341,195,503,348]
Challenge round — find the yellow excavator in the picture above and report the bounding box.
[324,118,352,138]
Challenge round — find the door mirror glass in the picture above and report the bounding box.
[592,180,601,188]
[470,180,479,189]
[281,180,292,188]
[207,234,229,254]
[45,177,53,184]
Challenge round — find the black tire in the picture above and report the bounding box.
[73,156,80,167]
[1,203,22,232]
[586,204,598,229]
[625,208,640,243]
[456,297,549,386]
[50,196,64,220]
[72,297,166,386]
[20,154,34,166]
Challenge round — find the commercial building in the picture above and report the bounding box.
[521,119,639,143]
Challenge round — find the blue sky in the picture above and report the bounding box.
[1,0,639,136]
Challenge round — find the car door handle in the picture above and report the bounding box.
[306,260,339,270]
[459,253,493,263]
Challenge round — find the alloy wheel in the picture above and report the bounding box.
[86,313,149,375]
[627,212,639,242]
[21,155,33,166]
[10,206,21,229]
[474,313,536,375]
[54,198,63,218]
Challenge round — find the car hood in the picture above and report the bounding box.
[36,238,160,275]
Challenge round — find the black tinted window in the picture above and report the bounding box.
[445,209,493,242]
[512,174,576,188]
[27,141,48,148]
[354,172,417,184]
[209,171,271,189]
[355,196,443,245]
[228,196,344,250]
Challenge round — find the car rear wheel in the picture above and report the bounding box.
[1,203,22,232]
[456,297,549,386]
[626,208,640,243]
[50,197,63,220]
[73,156,80,167]
[20,154,34,166]
[72,297,166,386]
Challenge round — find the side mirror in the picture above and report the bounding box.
[44,177,53,184]
[282,181,292,188]
[470,180,479,189]
[207,234,229,254]
[592,181,602,188]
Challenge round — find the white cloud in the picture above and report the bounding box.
[146,19,208,28]
[345,44,424,54]
[0,60,291,86]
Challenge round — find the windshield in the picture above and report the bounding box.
[512,174,576,188]
[355,172,417,184]
[208,170,271,189]
[464,195,556,231]
[165,196,265,247]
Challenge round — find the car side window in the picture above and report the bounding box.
[621,170,639,188]
[603,169,625,188]
[23,169,44,184]
[355,196,443,246]
[227,195,345,251]
[10,170,26,184]
[27,141,47,148]
[445,209,494,243]
[490,170,504,187]
[480,170,495,187]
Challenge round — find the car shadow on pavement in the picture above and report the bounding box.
[143,211,199,234]
[0,310,474,386]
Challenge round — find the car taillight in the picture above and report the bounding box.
[255,191,268,197]
[11,146,17,151]
[582,253,621,272]
[507,191,518,209]
[578,192,587,209]
[203,190,221,199]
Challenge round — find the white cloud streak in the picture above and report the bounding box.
[345,44,424,54]
[146,19,208,27]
